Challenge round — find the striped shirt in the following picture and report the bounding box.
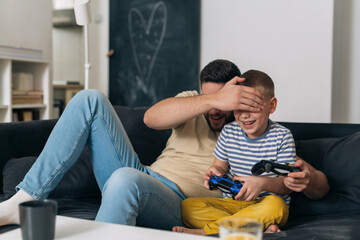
[214,120,296,206]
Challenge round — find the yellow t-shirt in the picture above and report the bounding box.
[148,91,222,198]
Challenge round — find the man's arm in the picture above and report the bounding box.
[143,77,264,130]
[284,157,329,200]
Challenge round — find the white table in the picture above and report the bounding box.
[0,216,216,240]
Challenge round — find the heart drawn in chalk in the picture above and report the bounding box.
[128,2,167,84]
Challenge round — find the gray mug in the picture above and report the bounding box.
[19,200,58,240]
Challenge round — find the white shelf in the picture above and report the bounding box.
[0,57,52,122]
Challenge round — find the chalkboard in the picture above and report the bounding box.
[109,0,200,107]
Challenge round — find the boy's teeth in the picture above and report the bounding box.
[244,121,255,125]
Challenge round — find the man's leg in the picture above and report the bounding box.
[0,90,144,225]
[17,89,145,198]
[96,168,185,230]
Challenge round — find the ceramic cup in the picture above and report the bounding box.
[19,200,57,240]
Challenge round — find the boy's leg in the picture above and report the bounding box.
[16,89,145,199]
[181,197,254,231]
[95,167,185,230]
[181,195,288,235]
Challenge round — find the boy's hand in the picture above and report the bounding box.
[233,176,264,201]
[284,158,310,192]
[203,166,223,190]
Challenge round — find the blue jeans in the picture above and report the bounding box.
[17,89,186,229]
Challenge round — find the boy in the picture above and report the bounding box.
[173,69,296,235]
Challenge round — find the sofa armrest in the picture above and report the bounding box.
[0,119,57,194]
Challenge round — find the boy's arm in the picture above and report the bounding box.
[234,176,292,201]
[143,77,264,130]
[285,158,329,200]
[203,157,229,190]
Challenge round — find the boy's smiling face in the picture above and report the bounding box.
[234,86,277,139]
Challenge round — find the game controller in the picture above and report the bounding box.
[251,160,302,176]
[208,175,242,199]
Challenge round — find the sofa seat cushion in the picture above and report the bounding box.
[264,213,360,240]
[290,131,360,217]
[2,146,100,199]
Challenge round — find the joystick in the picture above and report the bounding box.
[251,160,301,176]
[208,175,242,199]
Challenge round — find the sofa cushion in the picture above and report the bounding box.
[2,146,100,199]
[290,131,360,216]
[113,106,171,166]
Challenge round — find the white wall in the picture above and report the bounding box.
[201,0,334,123]
[88,0,109,95]
[0,0,52,61]
[332,0,360,123]
[53,27,83,83]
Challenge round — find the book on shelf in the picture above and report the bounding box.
[12,110,40,122]
[12,98,43,105]
[12,90,43,104]
[12,90,43,96]
[53,80,80,85]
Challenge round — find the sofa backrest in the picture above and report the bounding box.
[279,122,360,218]
[113,106,171,166]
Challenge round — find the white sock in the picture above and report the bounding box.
[0,189,34,225]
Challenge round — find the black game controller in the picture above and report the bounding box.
[208,175,242,199]
[251,160,301,176]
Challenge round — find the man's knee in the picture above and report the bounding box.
[102,167,146,195]
[75,89,106,102]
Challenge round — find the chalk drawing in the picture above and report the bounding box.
[128,1,167,87]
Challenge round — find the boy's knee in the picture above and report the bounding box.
[262,195,289,225]
[264,195,287,208]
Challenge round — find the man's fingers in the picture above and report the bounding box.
[294,159,305,168]
[287,170,308,179]
[285,181,307,192]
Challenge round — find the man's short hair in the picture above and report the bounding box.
[200,59,241,84]
[241,70,274,99]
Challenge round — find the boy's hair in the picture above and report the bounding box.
[241,70,274,99]
[200,59,241,84]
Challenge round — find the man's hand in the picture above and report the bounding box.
[284,159,311,192]
[233,176,264,201]
[211,77,265,113]
[284,157,330,200]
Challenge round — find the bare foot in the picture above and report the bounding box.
[172,226,206,235]
[264,224,281,233]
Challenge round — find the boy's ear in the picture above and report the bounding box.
[269,97,277,114]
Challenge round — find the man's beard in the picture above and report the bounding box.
[205,113,234,131]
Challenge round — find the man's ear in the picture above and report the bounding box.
[269,97,277,114]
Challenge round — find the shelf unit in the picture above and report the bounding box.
[0,56,52,122]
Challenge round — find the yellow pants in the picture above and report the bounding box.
[181,195,289,235]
